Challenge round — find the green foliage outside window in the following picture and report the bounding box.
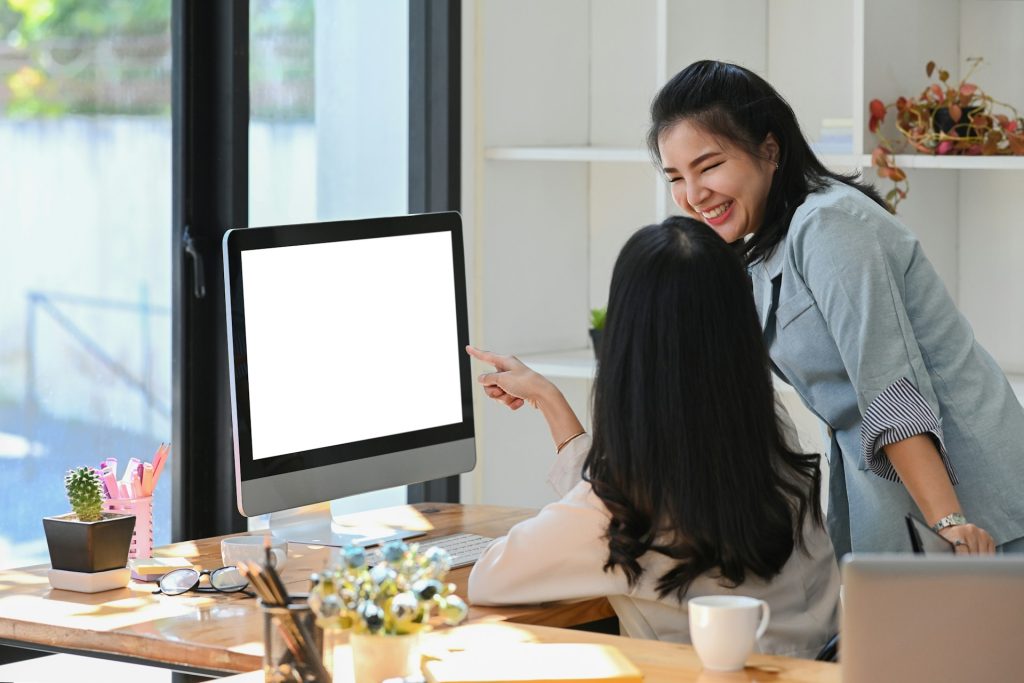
[0,0,315,118]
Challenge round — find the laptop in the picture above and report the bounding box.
[841,554,1024,683]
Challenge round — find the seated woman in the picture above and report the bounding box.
[466,216,839,659]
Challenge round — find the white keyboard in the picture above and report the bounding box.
[365,533,495,569]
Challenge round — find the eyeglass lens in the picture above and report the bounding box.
[210,566,248,592]
[159,568,199,595]
[158,567,249,595]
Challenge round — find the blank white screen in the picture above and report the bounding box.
[240,231,462,460]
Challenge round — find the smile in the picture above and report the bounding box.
[701,201,734,225]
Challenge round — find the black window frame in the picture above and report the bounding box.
[171,0,462,539]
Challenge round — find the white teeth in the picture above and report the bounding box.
[702,201,732,219]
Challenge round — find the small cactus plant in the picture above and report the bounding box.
[65,466,104,522]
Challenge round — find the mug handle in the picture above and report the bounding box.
[755,600,771,640]
[270,547,287,568]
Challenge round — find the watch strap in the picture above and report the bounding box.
[931,512,967,534]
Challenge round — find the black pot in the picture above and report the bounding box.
[933,105,983,138]
[589,328,603,356]
[42,512,136,573]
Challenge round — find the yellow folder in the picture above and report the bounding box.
[422,643,643,683]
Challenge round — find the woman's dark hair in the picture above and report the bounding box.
[647,60,886,265]
[584,216,823,600]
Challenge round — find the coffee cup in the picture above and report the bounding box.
[221,535,288,569]
[688,595,770,672]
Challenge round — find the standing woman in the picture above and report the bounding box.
[649,60,1024,556]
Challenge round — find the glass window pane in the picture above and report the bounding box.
[0,1,172,568]
[248,0,410,520]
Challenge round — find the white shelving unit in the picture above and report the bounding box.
[484,147,650,162]
[463,0,1024,508]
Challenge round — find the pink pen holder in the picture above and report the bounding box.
[103,496,153,560]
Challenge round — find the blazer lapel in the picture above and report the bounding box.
[753,240,786,333]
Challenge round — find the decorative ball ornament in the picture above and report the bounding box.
[319,592,343,618]
[370,564,397,587]
[358,600,385,632]
[424,546,452,575]
[439,595,469,625]
[308,542,468,635]
[342,546,366,569]
[381,540,408,564]
[390,591,419,625]
[412,579,443,602]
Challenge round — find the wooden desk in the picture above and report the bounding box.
[218,622,840,683]
[0,504,613,676]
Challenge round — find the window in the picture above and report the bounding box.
[248,0,411,516]
[0,1,172,567]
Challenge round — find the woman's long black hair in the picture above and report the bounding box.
[647,60,886,266]
[584,217,823,600]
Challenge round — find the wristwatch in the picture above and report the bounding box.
[931,512,967,534]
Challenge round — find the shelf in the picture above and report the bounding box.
[518,348,598,379]
[516,347,798,394]
[818,154,862,168]
[485,146,859,167]
[485,146,650,162]
[485,147,1024,172]
[519,349,1024,405]
[878,155,1024,171]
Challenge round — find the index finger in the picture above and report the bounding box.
[466,345,503,367]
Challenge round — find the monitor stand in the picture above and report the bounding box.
[267,502,425,548]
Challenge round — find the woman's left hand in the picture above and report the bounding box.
[938,523,997,555]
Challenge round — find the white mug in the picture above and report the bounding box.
[687,595,770,672]
[221,535,288,570]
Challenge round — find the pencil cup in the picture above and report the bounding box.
[261,596,328,683]
[103,496,153,561]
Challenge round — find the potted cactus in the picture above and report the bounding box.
[42,467,136,573]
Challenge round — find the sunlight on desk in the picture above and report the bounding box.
[227,639,264,656]
[0,654,178,683]
[0,568,50,586]
[0,591,212,631]
[425,622,540,652]
[334,504,435,533]
[155,540,202,557]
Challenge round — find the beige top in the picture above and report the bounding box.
[469,430,840,659]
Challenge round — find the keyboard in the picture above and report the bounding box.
[364,532,495,569]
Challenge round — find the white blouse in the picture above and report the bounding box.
[468,433,840,659]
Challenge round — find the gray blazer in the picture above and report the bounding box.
[751,181,1024,556]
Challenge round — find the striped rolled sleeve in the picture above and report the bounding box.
[860,377,958,485]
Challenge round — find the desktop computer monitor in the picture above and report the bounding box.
[222,212,475,545]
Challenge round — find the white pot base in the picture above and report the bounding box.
[48,567,130,593]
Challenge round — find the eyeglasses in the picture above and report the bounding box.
[153,566,251,596]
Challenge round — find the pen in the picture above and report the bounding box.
[121,458,141,485]
[151,444,170,491]
[99,466,119,501]
[142,463,154,496]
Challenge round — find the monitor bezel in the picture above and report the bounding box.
[223,212,474,492]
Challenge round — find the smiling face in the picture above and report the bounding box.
[658,120,779,244]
